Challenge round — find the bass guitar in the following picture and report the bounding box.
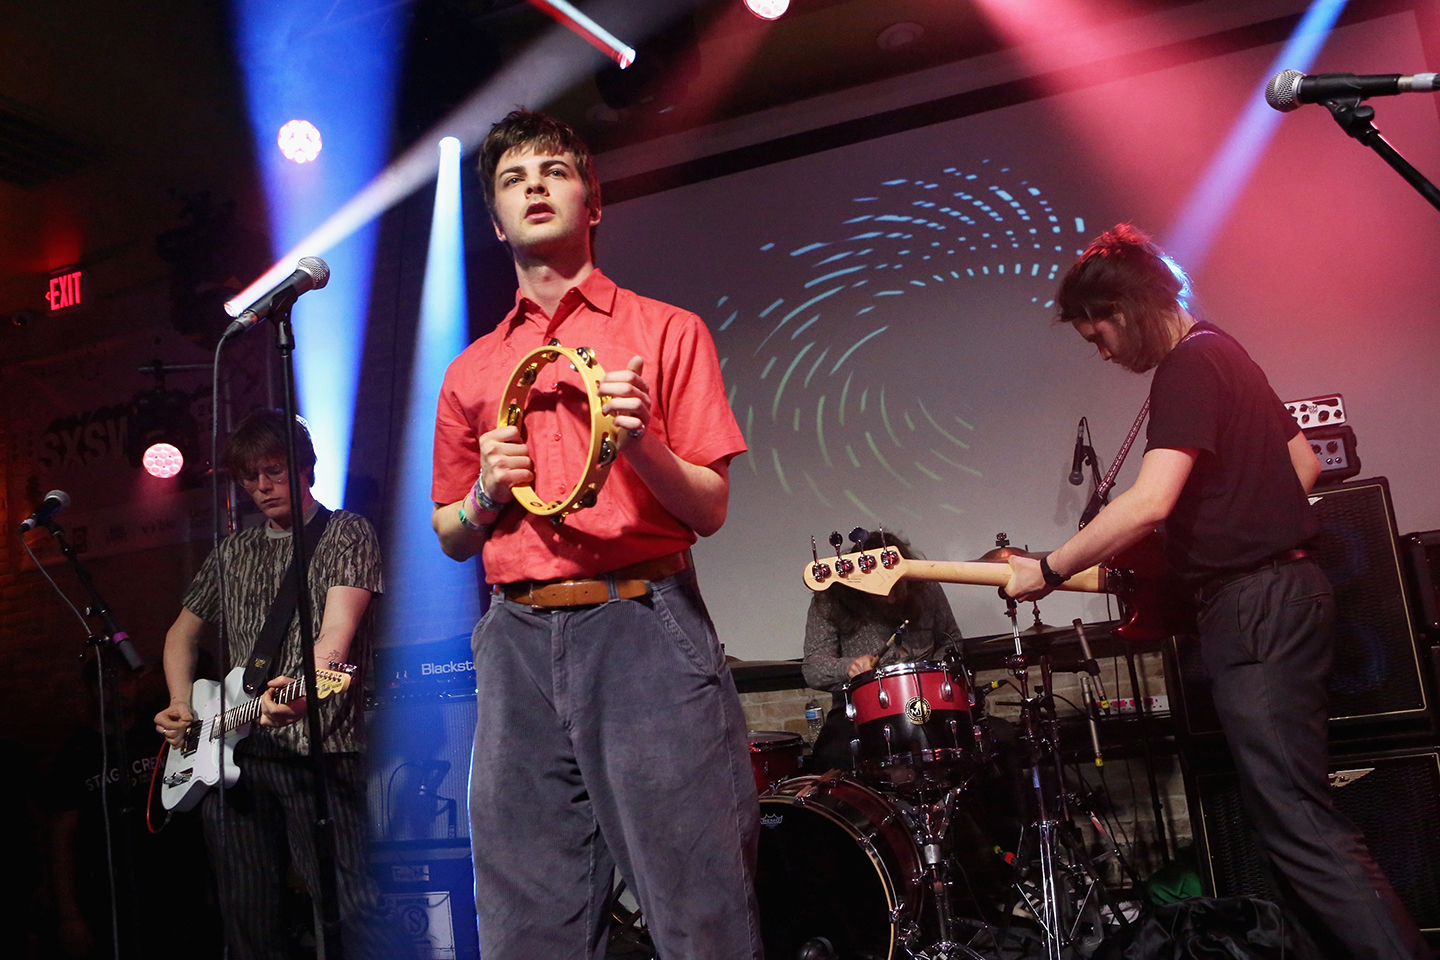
[801,534,1192,642]
[160,663,355,811]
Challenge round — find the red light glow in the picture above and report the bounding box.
[278,120,323,163]
[143,443,185,479]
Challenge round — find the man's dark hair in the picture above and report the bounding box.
[1055,223,1185,373]
[223,409,316,487]
[479,109,601,246]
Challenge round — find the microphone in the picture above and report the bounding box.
[1068,418,1087,485]
[1073,619,1109,710]
[222,257,330,339]
[1266,69,1440,112]
[1081,676,1104,768]
[19,490,70,532]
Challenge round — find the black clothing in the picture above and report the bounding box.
[1146,322,1318,581]
[1149,322,1426,960]
[201,744,410,960]
[1199,562,1426,960]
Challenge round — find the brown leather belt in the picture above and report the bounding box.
[501,550,692,608]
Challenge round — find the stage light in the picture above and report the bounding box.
[278,120,323,163]
[1164,0,1348,269]
[142,443,185,479]
[381,136,482,644]
[125,385,200,480]
[744,0,788,20]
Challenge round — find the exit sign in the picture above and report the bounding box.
[47,268,84,312]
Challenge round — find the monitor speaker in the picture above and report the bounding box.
[1168,477,1429,737]
[1190,746,1440,934]
[366,695,477,841]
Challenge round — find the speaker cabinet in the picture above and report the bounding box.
[370,842,479,960]
[1190,747,1440,933]
[366,696,477,841]
[1402,530,1440,636]
[1168,477,1429,737]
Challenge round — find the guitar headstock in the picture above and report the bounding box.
[802,546,908,596]
[316,662,357,699]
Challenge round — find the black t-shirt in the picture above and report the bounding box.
[1145,321,1319,580]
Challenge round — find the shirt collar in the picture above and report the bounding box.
[507,268,618,328]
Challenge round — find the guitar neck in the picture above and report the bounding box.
[901,559,1106,594]
[222,677,307,729]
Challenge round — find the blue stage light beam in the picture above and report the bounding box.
[1164,0,1348,271]
[229,0,403,507]
[383,137,483,643]
[224,0,702,326]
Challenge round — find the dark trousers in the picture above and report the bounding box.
[468,570,763,960]
[200,747,412,960]
[1199,559,1428,960]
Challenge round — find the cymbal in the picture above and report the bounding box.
[971,545,1043,563]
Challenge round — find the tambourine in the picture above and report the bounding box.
[498,342,629,524]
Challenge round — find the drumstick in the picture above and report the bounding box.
[869,619,910,660]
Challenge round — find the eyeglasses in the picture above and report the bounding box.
[237,462,288,490]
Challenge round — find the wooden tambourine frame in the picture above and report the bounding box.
[498,343,627,524]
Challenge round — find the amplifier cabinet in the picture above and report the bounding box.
[1190,746,1440,934]
[1168,477,1429,737]
[370,841,479,960]
[366,695,477,842]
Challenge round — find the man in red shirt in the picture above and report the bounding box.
[430,111,760,960]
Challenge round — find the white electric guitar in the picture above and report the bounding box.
[160,663,355,812]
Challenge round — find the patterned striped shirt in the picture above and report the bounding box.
[182,507,382,755]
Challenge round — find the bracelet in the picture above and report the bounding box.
[1040,555,1070,587]
[472,476,504,513]
[456,499,489,533]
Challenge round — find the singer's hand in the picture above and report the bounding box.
[600,356,652,442]
[477,425,533,502]
[847,654,878,678]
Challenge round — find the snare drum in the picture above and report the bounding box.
[756,775,923,960]
[846,659,975,790]
[748,730,804,794]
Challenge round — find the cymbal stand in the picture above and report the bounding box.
[998,597,1120,960]
[905,786,988,960]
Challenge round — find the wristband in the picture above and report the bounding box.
[472,476,504,514]
[456,499,489,533]
[1040,555,1070,588]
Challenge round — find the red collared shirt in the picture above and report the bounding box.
[432,269,747,584]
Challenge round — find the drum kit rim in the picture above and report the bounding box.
[751,636,1137,960]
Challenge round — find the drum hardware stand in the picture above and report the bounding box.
[903,785,990,960]
[994,591,1128,960]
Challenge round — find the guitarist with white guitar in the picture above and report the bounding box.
[151,410,410,960]
[1003,225,1424,960]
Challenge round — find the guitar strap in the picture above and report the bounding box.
[242,505,333,696]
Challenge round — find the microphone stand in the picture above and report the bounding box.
[42,519,145,959]
[1324,97,1440,213]
[271,300,345,960]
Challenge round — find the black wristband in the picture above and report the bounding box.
[1040,555,1070,587]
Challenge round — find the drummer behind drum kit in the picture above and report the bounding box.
[749,531,1139,960]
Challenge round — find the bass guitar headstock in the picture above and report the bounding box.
[803,528,907,596]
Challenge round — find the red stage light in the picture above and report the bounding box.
[744,0,789,20]
[142,442,185,479]
[278,120,323,163]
